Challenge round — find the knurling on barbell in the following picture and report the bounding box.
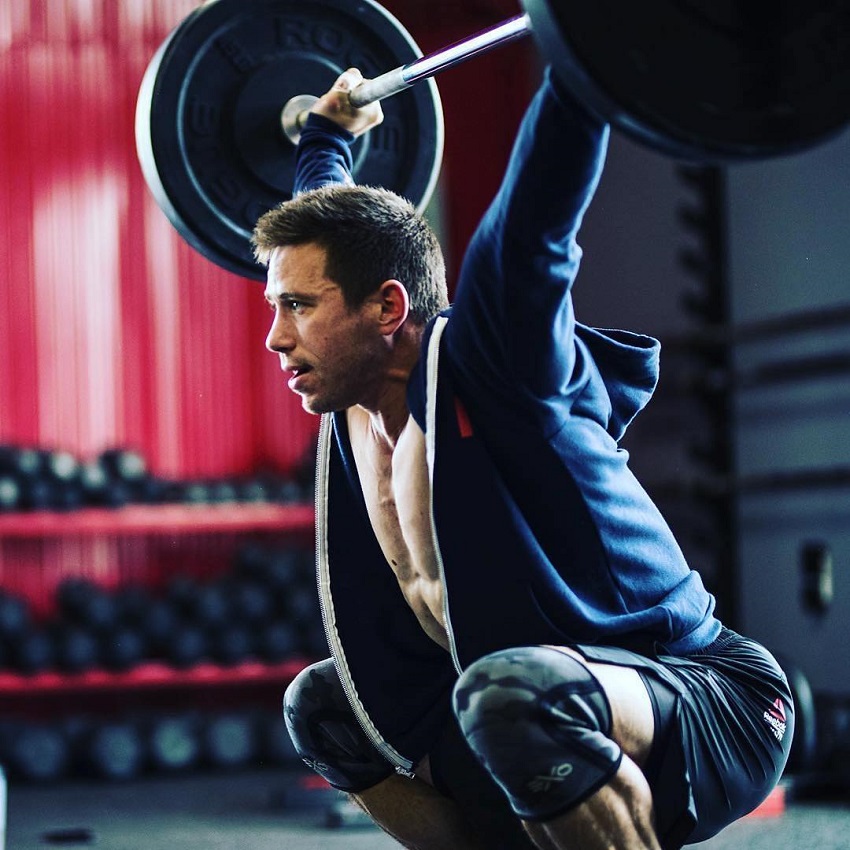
[136,0,850,281]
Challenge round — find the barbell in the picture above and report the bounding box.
[136,0,850,281]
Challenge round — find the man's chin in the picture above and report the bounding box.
[299,395,336,416]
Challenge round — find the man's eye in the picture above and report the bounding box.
[286,299,304,312]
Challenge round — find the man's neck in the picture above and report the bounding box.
[352,323,424,448]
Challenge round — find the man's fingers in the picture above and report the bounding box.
[333,68,363,95]
[311,67,383,137]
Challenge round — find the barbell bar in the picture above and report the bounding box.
[353,13,532,108]
[283,13,532,144]
[136,0,850,281]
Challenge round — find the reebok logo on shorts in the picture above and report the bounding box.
[763,698,787,742]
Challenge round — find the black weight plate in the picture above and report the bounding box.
[524,0,850,161]
[136,0,444,280]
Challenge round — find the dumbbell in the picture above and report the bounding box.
[89,447,162,505]
[79,457,132,507]
[7,449,84,511]
[167,573,219,622]
[235,477,271,503]
[140,597,180,654]
[7,447,44,480]
[207,480,239,504]
[82,720,146,781]
[100,626,148,672]
[268,478,304,504]
[1,722,70,782]
[56,577,118,635]
[209,624,255,666]
[284,583,321,626]
[43,450,85,510]
[255,622,300,663]
[99,447,147,484]
[212,575,297,663]
[201,712,258,769]
[113,583,154,625]
[236,544,304,592]
[9,627,55,674]
[180,481,213,505]
[52,624,101,674]
[228,579,274,624]
[165,624,210,669]
[184,583,231,630]
[147,713,202,773]
[0,474,21,511]
[233,542,274,582]
[0,591,31,642]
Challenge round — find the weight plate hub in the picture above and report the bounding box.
[136,0,444,281]
[524,0,850,161]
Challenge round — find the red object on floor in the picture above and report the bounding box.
[299,774,334,791]
[745,783,787,819]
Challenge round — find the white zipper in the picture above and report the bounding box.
[314,317,462,773]
[424,317,463,675]
[314,414,416,775]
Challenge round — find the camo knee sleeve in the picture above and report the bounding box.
[453,646,623,821]
[283,658,395,792]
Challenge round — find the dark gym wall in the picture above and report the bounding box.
[726,133,850,695]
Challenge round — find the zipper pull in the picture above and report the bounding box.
[394,765,416,779]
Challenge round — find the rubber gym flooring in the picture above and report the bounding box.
[6,768,850,849]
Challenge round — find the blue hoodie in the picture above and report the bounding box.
[296,69,720,776]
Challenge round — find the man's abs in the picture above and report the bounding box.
[348,409,449,651]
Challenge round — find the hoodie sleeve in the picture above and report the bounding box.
[444,68,610,409]
[293,114,355,194]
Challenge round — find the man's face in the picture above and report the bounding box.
[264,243,384,414]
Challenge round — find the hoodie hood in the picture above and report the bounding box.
[575,323,660,441]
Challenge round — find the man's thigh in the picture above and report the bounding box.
[546,645,657,767]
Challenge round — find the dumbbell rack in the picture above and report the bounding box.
[0,658,310,712]
[0,502,316,709]
[0,502,314,539]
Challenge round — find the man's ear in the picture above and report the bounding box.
[376,279,410,335]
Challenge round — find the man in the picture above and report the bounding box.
[252,66,793,850]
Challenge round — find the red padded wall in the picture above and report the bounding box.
[0,0,318,479]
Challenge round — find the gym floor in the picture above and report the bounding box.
[6,768,850,850]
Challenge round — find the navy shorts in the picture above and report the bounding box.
[574,627,794,848]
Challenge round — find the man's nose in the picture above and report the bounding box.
[265,314,294,353]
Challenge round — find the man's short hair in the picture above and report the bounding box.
[252,184,448,325]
